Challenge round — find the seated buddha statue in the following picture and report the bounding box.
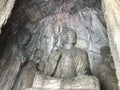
[33,27,100,90]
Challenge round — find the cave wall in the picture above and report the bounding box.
[102,0,120,89]
[0,0,15,33]
[0,0,116,89]
[0,0,108,75]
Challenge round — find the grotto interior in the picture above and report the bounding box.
[0,0,120,90]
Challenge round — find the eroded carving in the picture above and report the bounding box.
[44,27,91,77]
[35,27,100,90]
[98,46,119,90]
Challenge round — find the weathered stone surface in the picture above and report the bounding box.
[2,5,108,76]
[98,62,119,90]
[98,46,119,90]
[44,28,89,75]
[0,43,21,90]
[32,8,108,76]
[31,74,100,90]
[0,0,109,89]
[1,6,108,76]
[0,0,15,33]
[33,27,100,90]
[102,0,120,89]
[44,47,91,78]
[0,57,21,90]
[13,61,36,90]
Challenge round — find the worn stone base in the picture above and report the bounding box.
[30,74,100,90]
[25,88,98,90]
[102,0,120,89]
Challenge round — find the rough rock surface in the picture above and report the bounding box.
[98,62,119,90]
[0,0,15,33]
[0,0,110,90]
[13,61,36,90]
[0,52,21,90]
[98,46,119,90]
[4,7,108,76]
[31,74,100,90]
[0,0,106,75]
[31,8,108,76]
[102,0,120,89]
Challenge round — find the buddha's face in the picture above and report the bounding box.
[100,46,110,59]
[67,30,76,44]
[61,28,76,46]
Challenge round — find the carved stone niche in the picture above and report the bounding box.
[23,7,108,90]
[0,7,109,90]
[1,0,119,90]
[28,7,108,76]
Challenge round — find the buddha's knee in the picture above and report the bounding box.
[61,75,100,90]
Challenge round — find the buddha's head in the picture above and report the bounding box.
[100,46,111,60]
[62,27,76,46]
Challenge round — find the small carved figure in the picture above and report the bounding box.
[98,46,119,90]
[37,61,45,73]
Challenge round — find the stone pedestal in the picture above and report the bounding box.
[30,74,100,90]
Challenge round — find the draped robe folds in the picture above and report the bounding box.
[44,47,91,78]
[32,48,100,90]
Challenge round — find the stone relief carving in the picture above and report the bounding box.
[0,0,116,89]
[98,46,119,90]
[31,8,109,76]
[34,27,100,90]
[43,28,91,77]
[0,5,109,89]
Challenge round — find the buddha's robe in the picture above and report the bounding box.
[33,47,100,90]
[44,47,91,78]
